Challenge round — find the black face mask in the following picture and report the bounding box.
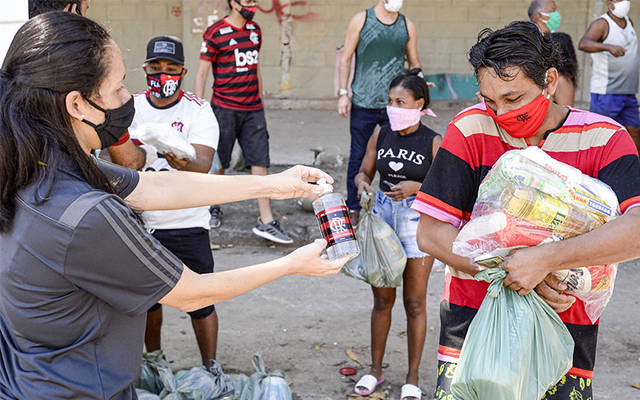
[235,0,257,21]
[82,96,135,149]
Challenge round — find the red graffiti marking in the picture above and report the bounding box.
[258,0,318,24]
[196,0,318,25]
[171,5,182,17]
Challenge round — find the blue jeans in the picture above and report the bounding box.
[347,105,389,210]
[372,191,428,258]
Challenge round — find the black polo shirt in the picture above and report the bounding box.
[0,158,184,399]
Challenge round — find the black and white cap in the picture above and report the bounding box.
[145,36,184,65]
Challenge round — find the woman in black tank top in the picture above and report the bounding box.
[353,71,442,400]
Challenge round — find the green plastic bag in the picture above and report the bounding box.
[160,361,235,400]
[342,191,407,287]
[239,352,291,400]
[451,269,574,400]
[135,350,176,395]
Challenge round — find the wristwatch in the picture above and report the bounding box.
[338,89,349,97]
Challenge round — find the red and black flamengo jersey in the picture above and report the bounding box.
[200,18,262,111]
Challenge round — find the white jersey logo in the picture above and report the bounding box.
[220,26,233,35]
[163,79,180,97]
[250,31,259,45]
[229,38,238,46]
[235,48,259,68]
[200,41,208,55]
[246,23,256,29]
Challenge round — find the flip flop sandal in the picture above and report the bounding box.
[400,383,423,400]
[354,374,385,396]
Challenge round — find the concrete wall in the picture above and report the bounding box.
[89,0,640,103]
[0,0,28,65]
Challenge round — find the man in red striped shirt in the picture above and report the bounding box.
[194,0,293,244]
[413,21,640,399]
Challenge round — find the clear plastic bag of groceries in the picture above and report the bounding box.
[342,191,407,288]
[452,147,620,323]
[133,122,197,160]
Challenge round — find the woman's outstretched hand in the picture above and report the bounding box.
[268,165,335,200]
[286,239,349,277]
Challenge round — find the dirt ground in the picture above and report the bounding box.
[156,106,640,400]
[159,247,640,400]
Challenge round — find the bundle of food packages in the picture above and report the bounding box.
[452,147,620,323]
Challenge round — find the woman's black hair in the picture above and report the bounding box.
[551,32,579,88]
[0,12,117,232]
[389,68,431,109]
[468,21,563,89]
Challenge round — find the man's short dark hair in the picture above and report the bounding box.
[468,21,562,89]
[28,0,82,18]
[527,0,544,21]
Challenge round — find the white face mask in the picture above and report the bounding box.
[611,0,631,18]
[383,0,403,12]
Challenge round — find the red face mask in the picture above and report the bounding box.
[485,94,550,139]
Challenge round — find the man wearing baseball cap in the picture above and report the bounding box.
[129,35,221,370]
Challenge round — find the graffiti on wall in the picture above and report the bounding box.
[194,0,319,95]
[258,0,318,25]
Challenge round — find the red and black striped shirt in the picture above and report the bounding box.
[412,103,640,379]
[200,18,262,111]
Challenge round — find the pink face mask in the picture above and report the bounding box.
[386,105,437,132]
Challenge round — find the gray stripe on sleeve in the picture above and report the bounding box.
[59,191,112,229]
[96,201,182,285]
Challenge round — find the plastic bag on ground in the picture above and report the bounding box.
[452,147,620,322]
[239,352,292,400]
[133,122,197,160]
[451,269,574,400]
[342,191,407,287]
[160,361,235,400]
[135,350,176,395]
[227,374,249,400]
[136,389,161,400]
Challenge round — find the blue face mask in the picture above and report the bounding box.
[541,11,562,31]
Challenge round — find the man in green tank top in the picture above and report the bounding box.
[337,0,421,225]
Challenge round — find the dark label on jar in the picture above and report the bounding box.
[315,205,356,247]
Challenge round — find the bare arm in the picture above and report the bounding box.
[194,59,213,99]
[125,164,332,211]
[338,12,366,117]
[405,17,421,70]
[416,211,575,312]
[354,127,380,197]
[416,213,480,276]
[257,63,264,102]
[161,239,346,311]
[163,144,215,173]
[579,18,626,56]
[501,207,640,293]
[431,134,442,160]
[107,138,146,170]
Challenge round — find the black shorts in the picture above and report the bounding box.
[212,104,270,169]
[149,227,215,318]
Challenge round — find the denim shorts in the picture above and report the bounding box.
[371,191,428,259]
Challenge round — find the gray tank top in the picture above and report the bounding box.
[590,13,639,94]
[351,8,409,109]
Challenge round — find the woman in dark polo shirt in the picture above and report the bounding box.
[0,12,345,400]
